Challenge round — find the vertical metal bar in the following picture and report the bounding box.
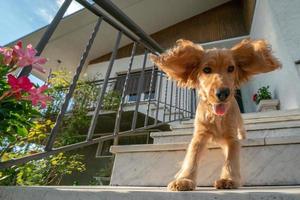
[86,31,122,141]
[112,43,137,145]
[190,89,197,118]
[185,88,188,117]
[131,51,148,130]
[154,71,163,125]
[190,89,193,118]
[175,85,178,120]
[18,0,72,77]
[45,18,103,151]
[179,87,182,119]
[144,65,156,126]
[163,77,169,123]
[169,80,174,121]
[193,89,197,117]
[182,87,185,117]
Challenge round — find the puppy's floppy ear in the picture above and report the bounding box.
[150,39,204,88]
[231,39,281,85]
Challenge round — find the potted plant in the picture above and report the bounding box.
[253,86,279,112]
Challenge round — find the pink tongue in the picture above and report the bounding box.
[215,104,226,115]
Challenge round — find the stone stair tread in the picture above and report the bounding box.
[151,121,300,138]
[111,135,300,153]
[172,118,300,130]
[1,186,300,200]
[180,109,300,125]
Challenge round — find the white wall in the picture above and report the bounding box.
[84,54,153,80]
[241,0,300,113]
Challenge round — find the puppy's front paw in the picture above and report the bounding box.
[214,179,239,189]
[167,178,196,191]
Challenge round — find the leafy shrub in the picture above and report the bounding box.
[0,43,86,186]
[102,90,121,111]
[252,86,272,105]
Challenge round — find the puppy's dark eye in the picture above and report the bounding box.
[203,67,212,74]
[227,65,235,73]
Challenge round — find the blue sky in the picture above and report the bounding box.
[0,0,83,46]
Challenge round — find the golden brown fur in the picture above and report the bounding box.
[151,39,281,191]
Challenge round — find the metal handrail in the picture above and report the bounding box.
[0,0,196,169]
[93,0,164,54]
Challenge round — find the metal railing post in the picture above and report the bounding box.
[193,89,197,117]
[179,87,182,119]
[113,43,137,145]
[185,88,188,117]
[154,71,163,125]
[86,31,122,141]
[131,51,148,130]
[144,65,156,127]
[169,80,174,121]
[175,85,178,120]
[163,78,169,122]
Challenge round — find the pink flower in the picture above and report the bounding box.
[26,85,52,108]
[13,41,47,73]
[0,47,13,66]
[7,74,33,95]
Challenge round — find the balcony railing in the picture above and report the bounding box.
[0,0,196,169]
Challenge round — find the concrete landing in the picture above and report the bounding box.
[0,186,299,200]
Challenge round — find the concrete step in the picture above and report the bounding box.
[151,123,300,144]
[1,186,300,200]
[110,135,300,187]
[174,109,300,127]
[152,109,300,144]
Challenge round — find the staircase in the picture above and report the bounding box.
[110,109,300,187]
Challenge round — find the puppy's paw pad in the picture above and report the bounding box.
[214,179,238,189]
[167,178,196,191]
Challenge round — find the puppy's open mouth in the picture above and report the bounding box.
[213,103,227,116]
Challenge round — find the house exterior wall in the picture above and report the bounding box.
[241,0,300,113]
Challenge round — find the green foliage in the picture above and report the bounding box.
[0,70,95,186]
[254,86,272,104]
[102,90,121,111]
[0,152,85,186]
[0,67,122,186]
[44,70,99,147]
[0,64,40,148]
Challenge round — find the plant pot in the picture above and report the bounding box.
[256,99,279,112]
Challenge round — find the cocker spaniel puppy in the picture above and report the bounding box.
[151,39,281,191]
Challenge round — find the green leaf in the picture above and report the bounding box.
[0,55,4,65]
[16,126,28,137]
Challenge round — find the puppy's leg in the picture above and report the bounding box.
[214,138,241,189]
[168,133,209,191]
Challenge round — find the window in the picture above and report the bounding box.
[114,69,157,102]
[128,94,138,102]
[143,91,155,100]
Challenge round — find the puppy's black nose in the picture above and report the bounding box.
[216,88,230,101]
